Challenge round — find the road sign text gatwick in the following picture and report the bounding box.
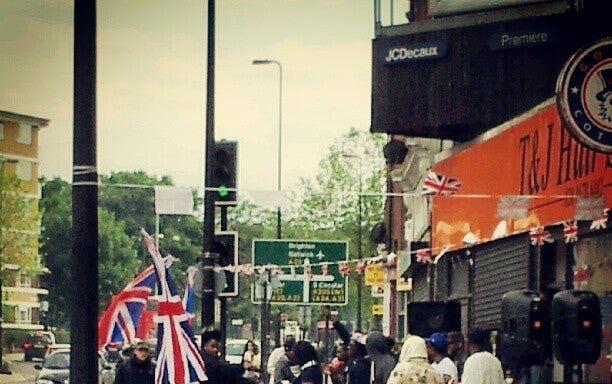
[252,239,349,306]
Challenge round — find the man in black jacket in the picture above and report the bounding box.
[201,328,256,384]
[113,340,155,384]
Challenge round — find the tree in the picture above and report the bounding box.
[289,128,387,328]
[0,159,41,271]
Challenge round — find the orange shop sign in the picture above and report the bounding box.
[431,100,611,251]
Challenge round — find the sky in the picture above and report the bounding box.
[0,0,377,193]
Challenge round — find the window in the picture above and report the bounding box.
[16,160,32,181]
[18,272,31,288]
[17,308,32,324]
[0,122,4,140]
[16,123,32,144]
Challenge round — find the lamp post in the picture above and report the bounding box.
[252,59,283,382]
[343,155,363,330]
[252,59,283,239]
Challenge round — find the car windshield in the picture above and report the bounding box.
[226,343,245,355]
[44,353,70,369]
[29,334,52,344]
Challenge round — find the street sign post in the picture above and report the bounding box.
[252,239,349,306]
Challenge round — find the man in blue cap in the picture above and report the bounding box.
[426,333,458,383]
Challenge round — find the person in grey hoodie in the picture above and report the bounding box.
[366,331,397,384]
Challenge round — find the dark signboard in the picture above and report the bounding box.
[371,4,609,141]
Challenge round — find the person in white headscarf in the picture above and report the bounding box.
[386,335,444,384]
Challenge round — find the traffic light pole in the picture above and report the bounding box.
[219,205,228,358]
[201,0,216,344]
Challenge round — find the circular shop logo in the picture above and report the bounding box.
[556,37,612,153]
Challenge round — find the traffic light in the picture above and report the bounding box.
[211,140,237,204]
[500,290,547,366]
[551,290,602,365]
[214,231,238,297]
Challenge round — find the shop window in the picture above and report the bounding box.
[16,160,32,181]
[16,123,32,144]
[18,272,31,288]
[0,122,4,140]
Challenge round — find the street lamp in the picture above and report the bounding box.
[0,263,19,375]
[252,58,282,384]
[252,59,283,240]
[343,154,363,330]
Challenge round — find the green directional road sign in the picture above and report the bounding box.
[252,239,349,305]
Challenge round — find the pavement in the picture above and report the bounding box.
[0,353,36,383]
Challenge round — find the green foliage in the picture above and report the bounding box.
[0,160,42,271]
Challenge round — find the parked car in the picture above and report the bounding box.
[225,338,251,365]
[45,344,71,358]
[34,349,69,384]
[35,344,112,384]
[23,331,56,361]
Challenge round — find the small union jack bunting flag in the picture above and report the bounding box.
[529,227,554,246]
[421,171,462,195]
[320,262,329,276]
[338,262,350,277]
[590,209,609,230]
[415,249,432,264]
[563,221,578,243]
[355,260,366,275]
[304,263,313,279]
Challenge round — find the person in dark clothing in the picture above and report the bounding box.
[346,333,370,384]
[113,340,155,384]
[292,341,323,384]
[200,328,255,384]
[366,331,397,384]
[274,337,297,384]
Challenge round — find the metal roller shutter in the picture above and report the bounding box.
[472,233,530,329]
[412,264,429,302]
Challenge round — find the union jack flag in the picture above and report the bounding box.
[142,229,207,384]
[182,266,197,324]
[97,256,173,350]
[355,260,366,275]
[421,171,462,195]
[529,227,554,246]
[338,262,350,277]
[415,249,432,264]
[563,221,578,243]
[590,208,609,230]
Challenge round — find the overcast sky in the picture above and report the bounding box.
[0,0,376,193]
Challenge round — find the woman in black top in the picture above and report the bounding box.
[292,341,323,384]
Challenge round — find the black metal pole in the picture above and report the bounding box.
[201,0,216,342]
[219,205,228,358]
[261,270,271,384]
[71,0,98,382]
[356,161,363,331]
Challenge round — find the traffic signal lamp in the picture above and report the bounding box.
[214,232,238,297]
[211,140,237,204]
[551,290,602,365]
[500,290,547,366]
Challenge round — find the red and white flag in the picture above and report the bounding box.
[421,171,462,195]
[304,263,313,279]
[320,263,329,276]
[355,260,366,275]
[590,209,609,230]
[415,249,432,264]
[529,227,553,246]
[338,262,350,277]
[563,221,578,243]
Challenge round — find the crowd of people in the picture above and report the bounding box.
[110,324,506,384]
